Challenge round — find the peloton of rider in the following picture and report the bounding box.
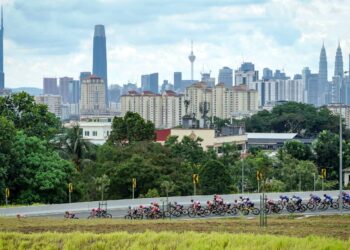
[213,194,223,205]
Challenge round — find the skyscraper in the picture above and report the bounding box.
[149,73,159,93]
[334,42,344,78]
[0,7,4,90]
[59,77,73,104]
[68,80,80,104]
[174,72,182,92]
[263,68,273,80]
[218,67,233,87]
[93,25,108,105]
[43,78,59,95]
[318,44,328,105]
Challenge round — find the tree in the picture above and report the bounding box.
[313,131,339,179]
[94,174,110,201]
[108,112,155,145]
[200,160,232,194]
[0,116,16,201]
[0,92,60,139]
[7,132,76,204]
[57,125,96,170]
[282,140,313,161]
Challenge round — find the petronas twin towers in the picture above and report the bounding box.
[317,42,348,105]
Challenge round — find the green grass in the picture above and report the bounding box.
[1,231,349,250]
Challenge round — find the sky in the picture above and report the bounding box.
[2,0,350,88]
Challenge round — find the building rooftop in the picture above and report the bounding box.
[247,133,298,140]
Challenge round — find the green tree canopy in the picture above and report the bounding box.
[108,112,155,145]
[0,92,60,139]
[200,160,233,194]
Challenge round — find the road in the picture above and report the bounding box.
[1,190,349,219]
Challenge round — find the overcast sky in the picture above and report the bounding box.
[2,0,350,88]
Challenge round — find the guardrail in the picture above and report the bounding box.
[1,190,348,217]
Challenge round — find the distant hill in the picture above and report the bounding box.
[11,87,43,96]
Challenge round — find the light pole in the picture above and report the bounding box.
[241,159,244,193]
[313,173,316,192]
[339,71,349,213]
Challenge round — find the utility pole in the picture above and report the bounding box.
[313,173,316,192]
[299,172,301,192]
[241,160,244,193]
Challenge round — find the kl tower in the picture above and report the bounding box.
[188,41,196,81]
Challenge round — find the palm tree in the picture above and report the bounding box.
[58,124,95,170]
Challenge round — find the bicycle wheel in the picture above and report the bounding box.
[331,202,339,209]
[299,204,307,213]
[307,203,316,211]
[188,208,196,218]
[286,204,295,213]
[105,213,112,218]
[242,208,249,216]
[252,208,260,215]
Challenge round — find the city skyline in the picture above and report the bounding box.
[1,0,350,88]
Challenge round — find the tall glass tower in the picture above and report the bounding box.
[334,43,344,78]
[0,7,4,90]
[318,44,328,105]
[93,24,108,104]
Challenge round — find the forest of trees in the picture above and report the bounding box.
[0,93,349,205]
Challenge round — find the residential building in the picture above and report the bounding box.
[80,71,91,83]
[35,94,62,118]
[80,75,107,115]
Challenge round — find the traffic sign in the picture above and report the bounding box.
[132,178,137,188]
[5,188,9,198]
[321,168,326,179]
[256,171,263,181]
[192,174,199,184]
[68,183,73,193]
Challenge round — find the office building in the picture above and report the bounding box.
[263,68,273,81]
[201,72,215,88]
[92,25,108,105]
[218,67,233,87]
[174,72,182,92]
[43,78,59,95]
[109,84,122,103]
[59,76,73,104]
[334,43,344,78]
[142,73,159,93]
[235,62,259,89]
[68,80,80,104]
[319,44,328,105]
[80,75,107,115]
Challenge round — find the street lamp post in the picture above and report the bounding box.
[339,71,349,214]
[313,173,316,192]
[241,159,244,193]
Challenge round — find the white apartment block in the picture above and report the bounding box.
[327,104,350,129]
[80,76,107,115]
[256,79,305,107]
[121,90,184,129]
[186,82,213,119]
[35,94,62,118]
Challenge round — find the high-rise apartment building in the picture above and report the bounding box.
[93,25,108,105]
[35,94,62,118]
[80,71,91,83]
[80,75,107,115]
[218,67,233,87]
[43,77,59,95]
[59,76,73,104]
[121,90,184,128]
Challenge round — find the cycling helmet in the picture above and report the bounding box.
[191,199,194,202]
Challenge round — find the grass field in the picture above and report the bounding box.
[1,231,349,250]
[1,215,350,240]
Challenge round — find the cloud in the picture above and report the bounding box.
[2,0,350,88]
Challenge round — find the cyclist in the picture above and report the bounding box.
[323,194,333,204]
[214,194,223,205]
[292,195,302,207]
[279,195,289,203]
[309,194,321,203]
[190,199,201,210]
